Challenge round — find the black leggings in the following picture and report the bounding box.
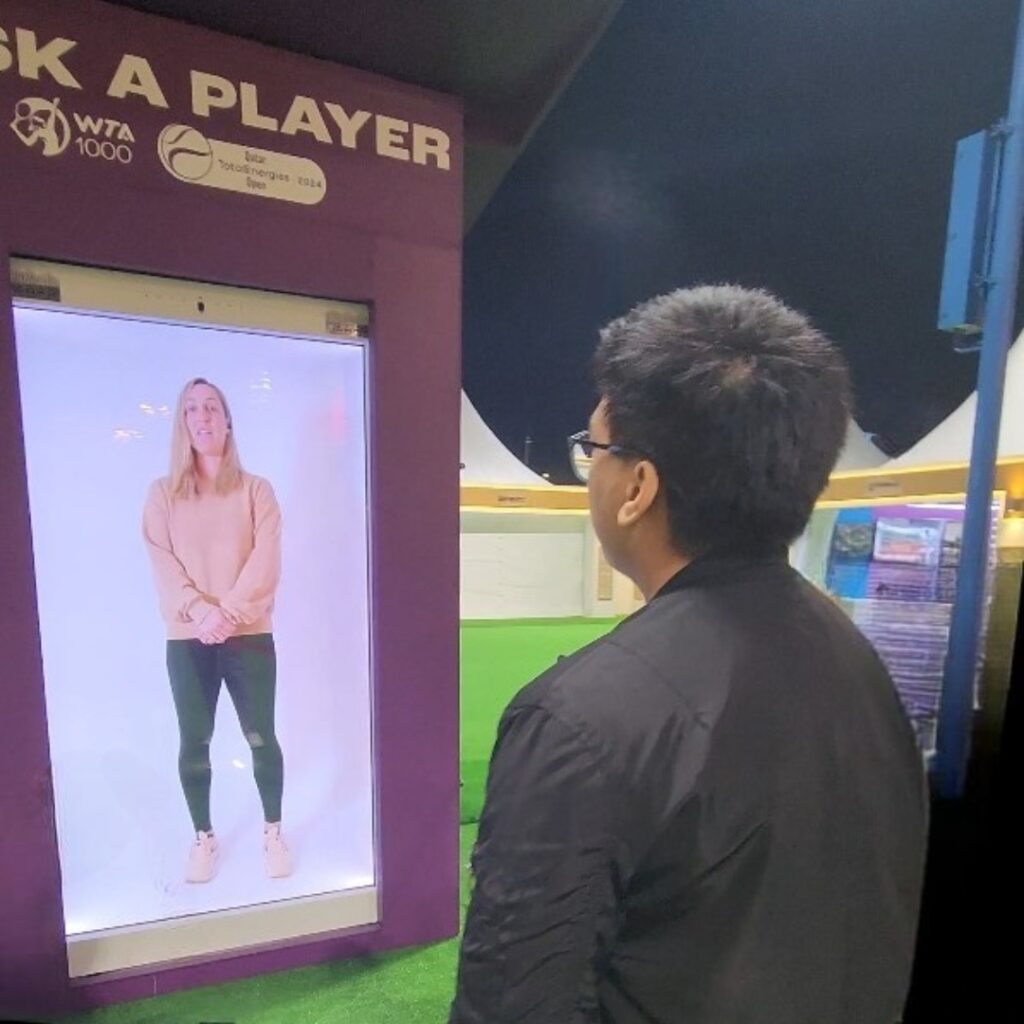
[166,634,284,833]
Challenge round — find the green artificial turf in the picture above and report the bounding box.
[59,618,620,1024]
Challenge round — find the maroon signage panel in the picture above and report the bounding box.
[0,0,462,1015]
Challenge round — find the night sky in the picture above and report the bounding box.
[462,0,1021,481]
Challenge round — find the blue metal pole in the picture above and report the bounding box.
[935,0,1024,798]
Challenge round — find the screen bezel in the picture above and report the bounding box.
[10,257,381,976]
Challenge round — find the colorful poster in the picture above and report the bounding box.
[873,518,943,566]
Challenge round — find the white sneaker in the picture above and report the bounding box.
[185,830,219,884]
[264,823,293,878]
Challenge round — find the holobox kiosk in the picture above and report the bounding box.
[0,2,462,1016]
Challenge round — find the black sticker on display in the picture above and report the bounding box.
[11,271,62,303]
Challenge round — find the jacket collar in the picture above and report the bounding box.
[651,545,790,601]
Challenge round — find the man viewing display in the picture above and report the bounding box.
[450,285,928,1024]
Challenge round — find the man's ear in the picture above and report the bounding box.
[617,459,660,527]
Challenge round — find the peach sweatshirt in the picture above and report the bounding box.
[142,472,282,640]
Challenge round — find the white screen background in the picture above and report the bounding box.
[14,305,375,934]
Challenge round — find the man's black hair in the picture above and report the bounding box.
[594,284,851,555]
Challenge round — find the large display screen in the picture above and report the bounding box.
[11,260,377,973]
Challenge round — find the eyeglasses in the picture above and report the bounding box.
[567,430,642,483]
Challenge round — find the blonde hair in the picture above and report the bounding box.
[170,378,244,499]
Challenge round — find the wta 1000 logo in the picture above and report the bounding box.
[10,95,135,164]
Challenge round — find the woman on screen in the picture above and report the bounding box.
[143,378,291,884]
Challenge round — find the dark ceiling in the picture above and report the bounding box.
[459,0,1020,474]
[103,0,623,228]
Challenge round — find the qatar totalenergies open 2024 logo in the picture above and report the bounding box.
[157,123,214,181]
[10,95,136,164]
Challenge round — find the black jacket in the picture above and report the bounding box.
[451,552,928,1023]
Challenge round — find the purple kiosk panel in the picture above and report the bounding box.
[0,1,461,1016]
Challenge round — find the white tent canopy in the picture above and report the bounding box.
[460,391,548,486]
[834,419,887,472]
[461,396,889,483]
[888,335,1024,468]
